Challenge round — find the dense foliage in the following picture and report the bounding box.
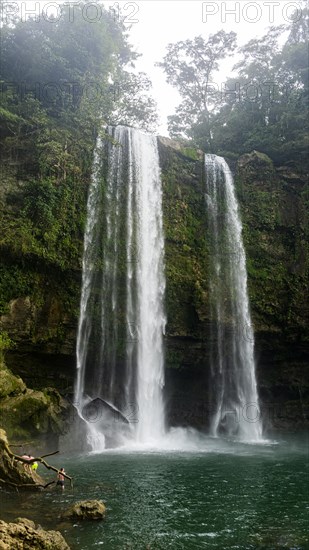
[159,7,309,171]
[0,1,307,352]
[0,1,157,273]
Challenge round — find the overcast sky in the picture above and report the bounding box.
[15,1,303,134]
[106,0,302,134]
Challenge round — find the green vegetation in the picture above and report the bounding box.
[159,142,309,349]
[157,5,308,351]
[0,0,307,433]
[159,7,309,171]
[236,151,309,342]
[0,1,157,266]
[0,332,15,365]
[160,143,208,337]
[157,31,237,151]
[0,1,158,349]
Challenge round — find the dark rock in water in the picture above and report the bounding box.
[81,398,129,424]
[0,517,70,549]
[62,500,106,520]
[81,397,132,447]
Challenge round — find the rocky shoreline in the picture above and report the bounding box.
[0,518,70,550]
[0,428,107,548]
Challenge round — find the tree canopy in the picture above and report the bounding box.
[159,8,309,170]
[0,1,158,270]
[157,31,237,150]
[0,1,158,177]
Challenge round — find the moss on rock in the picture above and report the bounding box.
[0,365,71,441]
[0,364,26,398]
[158,136,209,340]
[236,150,309,342]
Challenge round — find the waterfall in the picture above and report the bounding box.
[74,126,166,449]
[130,130,166,442]
[204,154,262,441]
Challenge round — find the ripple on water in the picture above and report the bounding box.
[1,435,308,549]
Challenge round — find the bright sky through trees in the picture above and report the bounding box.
[6,1,305,134]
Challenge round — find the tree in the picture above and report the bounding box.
[0,1,158,174]
[0,1,158,272]
[157,31,237,149]
[211,26,285,158]
[158,7,308,169]
[212,11,309,169]
[109,71,158,132]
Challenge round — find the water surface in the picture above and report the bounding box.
[1,434,308,549]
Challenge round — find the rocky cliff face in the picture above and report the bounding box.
[160,144,308,431]
[236,151,308,430]
[0,140,308,435]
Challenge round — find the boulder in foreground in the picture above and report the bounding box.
[62,500,106,520]
[0,517,70,549]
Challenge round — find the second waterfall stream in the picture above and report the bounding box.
[75,126,166,449]
[204,154,262,441]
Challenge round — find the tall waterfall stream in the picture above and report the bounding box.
[204,154,262,440]
[74,127,166,449]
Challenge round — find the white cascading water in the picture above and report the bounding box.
[129,130,166,442]
[74,126,166,449]
[204,154,262,441]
